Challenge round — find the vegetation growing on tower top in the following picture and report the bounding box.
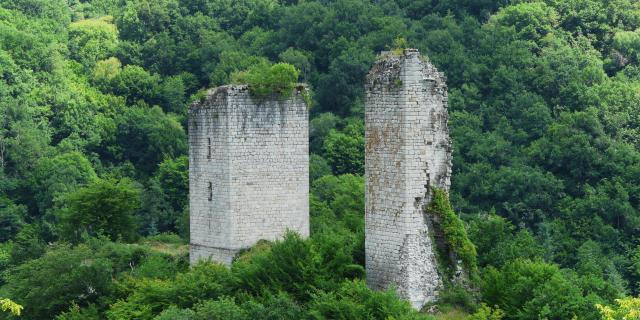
[232,62,300,99]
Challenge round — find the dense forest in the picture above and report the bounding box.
[1,0,640,319]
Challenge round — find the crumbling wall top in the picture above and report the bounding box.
[366,49,447,92]
[190,84,309,111]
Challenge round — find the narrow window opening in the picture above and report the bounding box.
[208,182,212,201]
[207,138,212,159]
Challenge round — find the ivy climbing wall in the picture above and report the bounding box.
[188,85,310,265]
[365,49,452,309]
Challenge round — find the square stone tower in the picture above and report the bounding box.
[189,85,309,265]
[365,49,452,309]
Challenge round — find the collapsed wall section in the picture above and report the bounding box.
[189,85,309,265]
[365,49,452,309]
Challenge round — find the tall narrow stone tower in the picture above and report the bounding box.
[189,85,309,265]
[365,49,452,309]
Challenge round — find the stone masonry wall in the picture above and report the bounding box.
[189,85,309,265]
[365,49,452,309]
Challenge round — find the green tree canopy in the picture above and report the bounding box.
[57,178,141,242]
[68,16,118,67]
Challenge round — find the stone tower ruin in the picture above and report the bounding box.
[365,49,452,309]
[188,85,309,265]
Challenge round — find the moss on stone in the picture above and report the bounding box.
[426,188,477,274]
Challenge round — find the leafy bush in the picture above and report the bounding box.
[309,154,332,181]
[597,297,640,320]
[153,306,195,320]
[307,280,429,320]
[323,119,365,176]
[68,16,118,67]
[143,233,184,244]
[107,261,234,319]
[6,237,185,319]
[232,62,300,98]
[241,292,306,320]
[469,304,505,320]
[232,232,323,302]
[6,244,113,319]
[467,214,544,268]
[192,298,247,320]
[481,259,601,320]
[0,298,23,316]
[56,178,141,242]
[437,284,478,313]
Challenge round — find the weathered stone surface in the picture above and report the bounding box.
[188,85,309,265]
[365,49,452,309]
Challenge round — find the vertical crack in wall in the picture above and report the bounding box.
[365,49,452,309]
[188,85,310,265]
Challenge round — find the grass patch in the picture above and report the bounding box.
[140,233,188,256]
[433,308,470,320]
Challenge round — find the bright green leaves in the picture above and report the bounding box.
[68,16,118,68]
[233,232,322,302]
[597,297,640,320]
[264,63,300,96]
[490,2,559,41]
[31,151,98,215]
[92,57,122,86]
[0,298,22,316]
[210,52,268,86]
[613,30,640,65]
[232,62,300,99]
[109,65,162,105]
[107,262,234,319]
[323,119,364,176]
